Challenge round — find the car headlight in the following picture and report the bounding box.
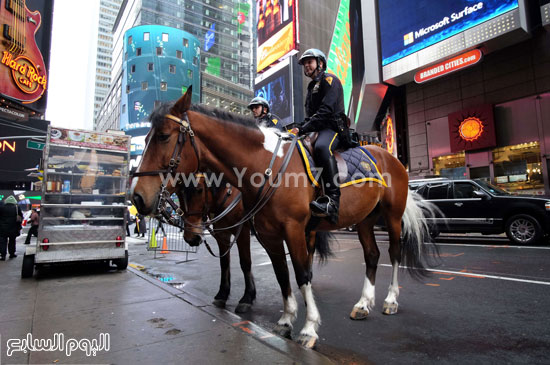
[546,201,550,211]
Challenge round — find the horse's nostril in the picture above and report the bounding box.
[186,235,202,247]
[133,193,145,211]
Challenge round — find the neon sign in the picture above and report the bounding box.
[459,117,484,141]
[385,116,395,154]
[0,140,16,154]
[1,51,47,97]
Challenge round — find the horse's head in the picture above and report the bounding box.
[181,173,213,246]
[131,87,199,215]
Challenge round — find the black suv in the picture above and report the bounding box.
[409,178,550,245]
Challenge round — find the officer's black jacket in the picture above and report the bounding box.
[300,71,345,134]
[258,113,286,131]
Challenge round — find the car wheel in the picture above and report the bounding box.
[21,254,35,278]
[505,214,542,245]
[114,250,129,270]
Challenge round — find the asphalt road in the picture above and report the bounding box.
[128,231,550,364]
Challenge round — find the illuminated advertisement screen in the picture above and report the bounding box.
[256,0,298,72]
[254,66,292,126]
[378,0,519,66]
[327,0,352,114]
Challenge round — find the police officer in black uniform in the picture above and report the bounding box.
[290,48,345,224]
[247,96,285,131]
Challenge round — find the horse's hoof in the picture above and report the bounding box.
[297,334,317,349]
[350,307,369,320]
[383,302,398,315]
[273,324,292,339]
[212,299,226,308]
[235,302,252,314]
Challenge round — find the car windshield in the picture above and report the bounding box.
[474,179,510,196]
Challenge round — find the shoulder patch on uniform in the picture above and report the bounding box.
[272,119,278,125]
[325,76,333,85]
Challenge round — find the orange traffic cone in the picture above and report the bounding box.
[160,236,170,254]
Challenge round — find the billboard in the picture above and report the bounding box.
[378,0,519,66]
[0,118,49,184]
[256,0,299,72]
[254,65,293,126]
[0,0,53,113]
[326,0,352,114]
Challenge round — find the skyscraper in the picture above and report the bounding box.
[95,0,255,132]
[93,0,123,129]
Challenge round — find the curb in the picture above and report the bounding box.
[127,266,334,364]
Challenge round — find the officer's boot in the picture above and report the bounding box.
[310,156,340,224]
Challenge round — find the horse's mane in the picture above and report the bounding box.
[149,101,259,131]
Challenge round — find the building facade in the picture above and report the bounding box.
[120,25,201,156]
[379,1,550,195]
[93,0,123,127]
[95,0,255,133]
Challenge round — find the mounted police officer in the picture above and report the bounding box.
[290,48,345,224]
[247,96,285,131]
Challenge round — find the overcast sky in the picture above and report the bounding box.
[45,0,100,130]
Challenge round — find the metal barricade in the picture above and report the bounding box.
[147,217,198,262]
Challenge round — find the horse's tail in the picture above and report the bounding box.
[401,189,441,279]
[314,231,334,264]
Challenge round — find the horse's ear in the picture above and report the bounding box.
[171,85,193,116]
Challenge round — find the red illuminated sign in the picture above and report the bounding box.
[414,49,482,84]
[385,116,394,154]
[448,104,496,153]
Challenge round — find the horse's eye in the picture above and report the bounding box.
[157,134,170,142]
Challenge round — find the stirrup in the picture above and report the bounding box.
[310,196,338,217]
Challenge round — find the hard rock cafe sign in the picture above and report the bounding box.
[1,51,47,98]
[0,1,48,104]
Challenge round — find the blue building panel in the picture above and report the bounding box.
[120,25,201,155]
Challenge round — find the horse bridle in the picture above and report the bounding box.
[132,112,200,223]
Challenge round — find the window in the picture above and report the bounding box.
[136,48,142,56]
[176,50,183,59]
[160,82,167,91]
[169,64,176,73]
[122,104,126,113]
[142,81,148,90]
[453,182,478,199]
[154,100,162,109]
[183,38,189,47]
[156,47,163,56]
[128,35,132,45]
[193,57,198,66]
[143,32,149,41]
[493,142,543,195]
[131,64,135,73]
[187,69,193,79]
[124,52,127,60]
[162,33,169,42]
[147,63,154,71]
[426,183,449,200]
[126,85,130,93]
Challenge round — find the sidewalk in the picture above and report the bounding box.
[0,237,333,364]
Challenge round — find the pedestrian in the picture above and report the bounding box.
[0,195,23,260]
[125,209,131,236]
[24,208,39,245]
[290,48,347,224]
[136,213,147,238]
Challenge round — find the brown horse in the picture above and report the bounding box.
[179,173,256,313]
[131,88,438,348]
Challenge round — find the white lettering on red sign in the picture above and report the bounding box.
[414,49,483,84]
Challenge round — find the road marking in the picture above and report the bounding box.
[425,283,440,287]
[381,264,550,285]
[427,242,550,250]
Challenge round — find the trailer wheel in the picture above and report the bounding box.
[21,254,35,278]
[115,250,128,270]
